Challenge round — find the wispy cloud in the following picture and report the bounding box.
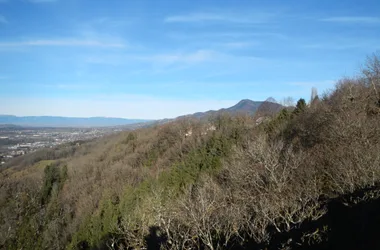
[320,16,380,24]
[220,42,257,49]
[137,50,222,64]
[27,0,57,3]
[288,80,335,88]
[84,50,220,66]
[0,39,126,48]
[168,31,288,43]
[165,12,274,24]
[41,83,103,90]
[303,38,380,50]
[88,17,132,29]
[0,15,7,24]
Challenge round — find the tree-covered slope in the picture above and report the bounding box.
[1,55,380,250]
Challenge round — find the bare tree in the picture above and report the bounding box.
[280,96,295,107]
[362,53,380,100]
[311,87,318,103]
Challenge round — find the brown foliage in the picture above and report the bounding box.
[1,54,380,250]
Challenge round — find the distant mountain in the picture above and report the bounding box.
[224,99,264,114]
[0,124,25,131]
[0,115,151,128]
[255,99,285,117]
[0,124,22,129]
[0,99,283,128]
[180,99,283,120]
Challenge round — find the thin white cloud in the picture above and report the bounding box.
[83,50,220,66]
[40,83,104,90]
[303,39,380,50]
[320,16,380,24]
[288,80,335,88]
[84,50,267,78]
[28,0,57,3]
[0,39,126,48]
[166,13,226,22]
[220,42,257,49]
[165,12,274,24]
[136,50,222,64]
[84,55,125,65]
[167,32,288,44]
[89,17,131,29]
[0,15,7,24]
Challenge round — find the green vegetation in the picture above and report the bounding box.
[1,54,380,249]
[41,162,68,204]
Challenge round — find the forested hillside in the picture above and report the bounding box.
[1,55,380,250]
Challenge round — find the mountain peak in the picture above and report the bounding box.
[236,99,255,105]
[227,99,262,113]
[265,97,277,103]
[179,98,284,120]
[239,99,253,102]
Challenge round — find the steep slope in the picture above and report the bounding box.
[1,56,380,249]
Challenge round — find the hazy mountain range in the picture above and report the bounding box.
[0,115,151,128]
[0,99,283,127]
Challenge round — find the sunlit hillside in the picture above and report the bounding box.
[1,55,380,250]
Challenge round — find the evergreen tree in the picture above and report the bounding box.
[293,98,307,115]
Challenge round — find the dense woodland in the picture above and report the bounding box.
[1,54,380,249]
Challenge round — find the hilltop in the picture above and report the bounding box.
[180,98,283,119]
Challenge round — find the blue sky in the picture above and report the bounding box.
[0,0,379,119]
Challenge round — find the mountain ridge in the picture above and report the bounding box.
[0,99,284,127]
[179,98,283,120]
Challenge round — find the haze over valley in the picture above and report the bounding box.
[0,99,280,165]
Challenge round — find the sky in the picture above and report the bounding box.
[0,0,379,119]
